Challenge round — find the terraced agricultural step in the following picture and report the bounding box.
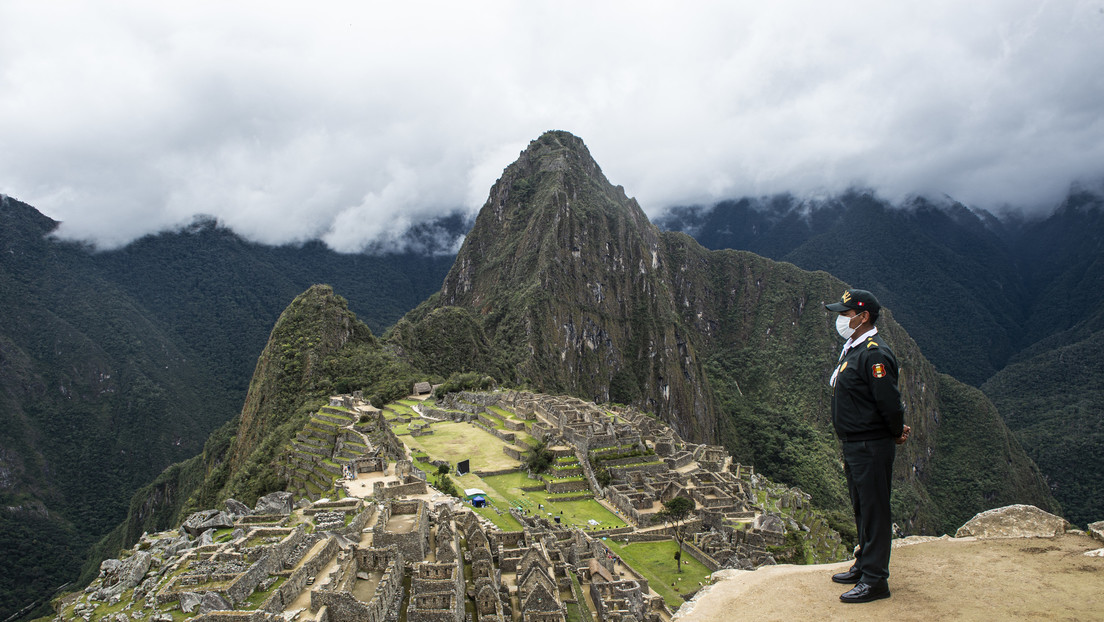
[294,434,329,449]
[315,412,354,426]
[318,460,344,477]
[292,443,330,458]
[308,418,343,434]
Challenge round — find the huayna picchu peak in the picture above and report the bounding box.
[400,130,716,442]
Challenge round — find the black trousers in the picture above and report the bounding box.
[842,437,896,584]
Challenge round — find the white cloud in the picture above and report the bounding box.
[1,0,1102,250]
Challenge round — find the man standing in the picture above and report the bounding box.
[825,289,911,603]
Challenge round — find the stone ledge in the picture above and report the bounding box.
[955,504,1072,539]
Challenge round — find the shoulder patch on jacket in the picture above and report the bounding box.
[872,363,886,378]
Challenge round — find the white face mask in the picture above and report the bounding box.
[835,313,862,339]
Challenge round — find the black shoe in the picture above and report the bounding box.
[831,566,862,584]
[840,582,890,603]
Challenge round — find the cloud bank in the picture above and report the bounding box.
[2,1,1103,251]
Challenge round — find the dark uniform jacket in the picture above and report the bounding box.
[831,334,904,442]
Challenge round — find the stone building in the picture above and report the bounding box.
[373,499,430,563]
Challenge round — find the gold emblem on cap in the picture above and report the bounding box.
[841,291,852,303]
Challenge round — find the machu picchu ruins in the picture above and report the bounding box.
[56,389,846,622]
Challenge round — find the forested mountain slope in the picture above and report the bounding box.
[0,196,453,621]
[656,187,1104,526]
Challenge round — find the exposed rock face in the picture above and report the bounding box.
[754,514,785,534]
[225,498,252,517]
[179,592,202,614]
[254,491,295,515]
[181,509,235,537]
[416,130,717,441]
[1088,520,1104,543]
[94,550,152,600]
[198,591,232,614]
[955,504,1072,538]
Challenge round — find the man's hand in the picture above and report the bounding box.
[896,424,911,445]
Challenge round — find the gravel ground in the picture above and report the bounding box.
[676,533,1104,622]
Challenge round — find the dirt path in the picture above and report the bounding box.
[676,534,1104,621]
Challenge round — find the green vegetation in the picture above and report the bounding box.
[604,539,712,610]
[982,318,1104,527]
[661,191,1101,530]
[524,436,554,474]
[926,375,1058,534]
[656,497,695,573]
[431,371,498,399]
[403,422,520,472]
[471,472,624,530]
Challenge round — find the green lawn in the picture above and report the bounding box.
[604,539,712,611]
[386,403,622,531]
[402,422,521,471]
[471,502,523,531]
[387,403,419,417]
[474,472,626,531]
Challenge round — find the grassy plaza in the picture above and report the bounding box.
[391,399,628,533]
[402,421,522,472]
[604,539,713,610]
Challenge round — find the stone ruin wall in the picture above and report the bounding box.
[406,558,465,622]
[191,611,277,622]
[262,537,340,614]
[312,546,403,622]
[373,500,429,563]
[375,480,429,500]
[223,554,280,606]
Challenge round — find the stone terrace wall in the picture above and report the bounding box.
[225,554,279,605]
[377,480,428,500]
[335,503,376,538]
[192,611,276,622]
[455,391,507,407]
[262,538,340,614]
[474,466,522,478]
[545,479,589,494]
[682,541,722,572]
[269,526,309,568]
[590,540,650,595]
[472,420,517,444]
[311,591,373,622]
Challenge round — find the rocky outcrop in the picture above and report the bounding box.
[954,504,1072,539]
[94,550,153,601]
[225,498,252,517]
[182,510,235,537]
[198,591,232,614]
[1088,520,1104,543]
[253,492,295,515]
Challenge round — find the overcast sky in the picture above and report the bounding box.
[2,1,1103,251]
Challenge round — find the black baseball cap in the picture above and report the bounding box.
[825,289,881,313]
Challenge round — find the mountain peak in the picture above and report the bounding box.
[521,129,603,176]
[441,131,652,305]
[414,132,711,437]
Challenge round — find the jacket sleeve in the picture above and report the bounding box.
[866,349,905,437]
